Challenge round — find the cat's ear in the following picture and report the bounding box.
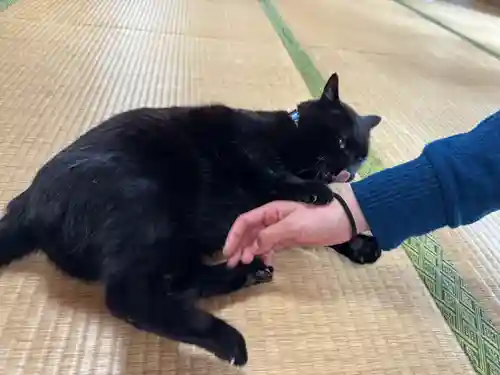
[321,73,340,102]
[358,115,381,131]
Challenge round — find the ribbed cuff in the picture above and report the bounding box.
[351,154,447,250]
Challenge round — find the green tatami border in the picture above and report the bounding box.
[259,0,500,374]
[2,0,499,372]
[0,0,18,11]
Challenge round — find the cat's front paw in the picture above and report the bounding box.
[272,177,333,205]
[330,234,381,264]
[294,182,334,205]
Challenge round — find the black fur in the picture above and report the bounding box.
[0,73,381,365]
[330,234,382,264]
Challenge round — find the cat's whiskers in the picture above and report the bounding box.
[314,169,322,180]
[296,167,314,174]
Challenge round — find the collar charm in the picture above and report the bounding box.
[289,109,299,127]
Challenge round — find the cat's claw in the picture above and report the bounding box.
[299,182,334,205]
[304,190,332,205]
[213,324,248,366]
[244,265,274,287]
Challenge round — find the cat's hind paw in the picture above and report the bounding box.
[330,234,381,264]
[243,260,274,287]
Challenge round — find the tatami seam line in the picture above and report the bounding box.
[391,0,500,63]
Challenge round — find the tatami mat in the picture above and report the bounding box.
[0,0,490,374]
[273,0,500,330]
[398,0,500,57]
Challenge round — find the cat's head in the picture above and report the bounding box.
[288,73,381,182]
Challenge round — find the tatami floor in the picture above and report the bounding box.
[0,0,499,374]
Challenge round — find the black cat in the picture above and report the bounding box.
[0,73,381,365]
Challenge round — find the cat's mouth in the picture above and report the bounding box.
[300,168,355,184]
[322,170,355,183]
[333,156,366,182]
[298,158,363,183]
[333,170,355,182]
[309,153,366,184]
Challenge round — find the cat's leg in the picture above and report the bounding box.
[105,276,248,366]
[236,162,334,205]
[177,258,274,299]
[269,174,334,205]
[221,145,334,205]
[329,234,382,264]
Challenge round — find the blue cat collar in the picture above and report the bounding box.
[289,109,299,127]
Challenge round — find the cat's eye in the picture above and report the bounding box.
[339,138,346,149]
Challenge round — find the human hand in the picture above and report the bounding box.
[223,184,369,267]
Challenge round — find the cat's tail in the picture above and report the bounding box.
[0,191,37,267]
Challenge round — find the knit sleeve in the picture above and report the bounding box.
[351,110,500,250]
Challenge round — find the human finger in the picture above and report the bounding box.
[226,251,243,268]
[261,252,274,266]
[223,209,268,259]
[249,217,298,256]
[223,201,300,257]
[226,228,293,268]
[241,247,255,264]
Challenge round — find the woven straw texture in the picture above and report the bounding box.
[0,0,494,374]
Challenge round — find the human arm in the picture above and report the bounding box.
[223,110,500,263]
[354,109,500,250]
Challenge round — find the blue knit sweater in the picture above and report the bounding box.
[352,110,500,250]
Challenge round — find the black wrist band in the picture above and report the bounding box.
[331,192,357,240]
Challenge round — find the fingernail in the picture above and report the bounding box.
[263,253,274,266]
[226,257,238,268]
[242,248,255,264]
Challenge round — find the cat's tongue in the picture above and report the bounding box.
[333,170,353,183]
[334,157,366,182]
